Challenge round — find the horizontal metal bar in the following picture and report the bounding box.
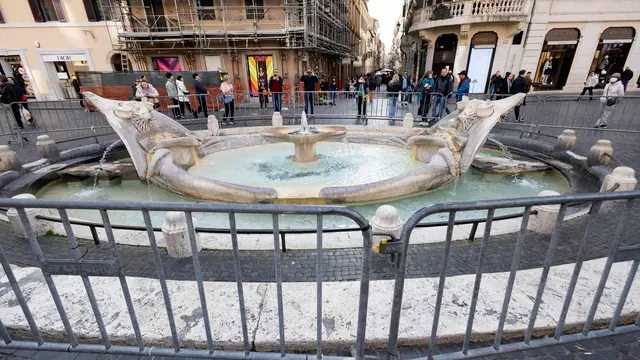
[430,324,640,360]
[28,209,537,237]
[0,341,353,360]
[0,198,370,228]
[40,259,120,277]
[614,245,640,262]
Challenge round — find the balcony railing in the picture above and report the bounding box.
[415,0,530,27]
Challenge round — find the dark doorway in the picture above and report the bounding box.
[434,34,457,73]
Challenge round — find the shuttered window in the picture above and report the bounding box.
[28,0,66,22]
[83,0,114,21]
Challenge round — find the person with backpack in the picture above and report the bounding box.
[0,75,32,129]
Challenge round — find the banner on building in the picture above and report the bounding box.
[247,55,274,96]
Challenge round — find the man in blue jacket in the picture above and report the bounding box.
[192,73,209,118]
[452,70,470,102]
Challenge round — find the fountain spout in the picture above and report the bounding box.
[300,111,309,134]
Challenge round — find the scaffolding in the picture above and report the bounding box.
[105,0,354,57]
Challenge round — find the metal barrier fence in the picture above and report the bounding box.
[0,191,639,358]
[3,91,640,147]
[0,198,374,359]
[387,190,640,359]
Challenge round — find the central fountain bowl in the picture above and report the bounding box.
[261,126,347,163]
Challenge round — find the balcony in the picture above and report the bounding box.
[409,0,533,33]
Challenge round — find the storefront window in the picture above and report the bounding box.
[534,28,580,90]
[589,27,635,85]
[0,56,34,97]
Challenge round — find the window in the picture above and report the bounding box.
[197,0,216,20]
[245,0,264,20]
[512,31,524,45]
[0,8,4,23]
[83,0,116,21]
[28,0,66,22]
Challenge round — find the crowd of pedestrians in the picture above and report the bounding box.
[121,63,634,130]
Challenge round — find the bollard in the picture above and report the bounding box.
[587,139,613,167]
[0,145,20,172]
[272,111,283,127]
[371,205,403,251]
[554,129,576,152]
[207,115,220,135]
[36,135,60,159]
[161,212,202,258]
[403,113,414,129]
[600,166,637,192]
[528,190,562,235]
[7,194,52,238]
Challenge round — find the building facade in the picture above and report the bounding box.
[404,0,640,92]
[0,0,119,100]
[0,0,377,100]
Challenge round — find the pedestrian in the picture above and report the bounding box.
[220,74,235,126]
[71,73,84,108]
[135,80,160,109]
[417,70,434,116]
[594,73,624,128]
[375,74,382,91]
[192,73,209,118]
[176,75,194,118]
[400,71,410,106]
[300,69,318,114]
[329,77,338,105]
[0,75,32,129]
[494,72,508,99]
[268,69,284,112]
[386,74,401,117]
[165,72,180,119]
[579,72,599,101]
[432,68,453,118]
[355,76,369,121]
[407,75,414,104]
[419,81,434,125]
[489,71,502,96]
[452,70,470,102]
[621,67,634,91]
[510,69,528,122]
[258,74,269,111]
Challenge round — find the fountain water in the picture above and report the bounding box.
[93,140,122,189]
[261,111,347,163]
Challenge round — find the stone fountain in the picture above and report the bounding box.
[261,112,346,163]
[82,92,525,204]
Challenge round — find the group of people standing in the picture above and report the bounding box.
[394,68,471,124]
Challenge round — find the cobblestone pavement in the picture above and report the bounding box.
[1,198,637,282]
[2,330,640,359]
